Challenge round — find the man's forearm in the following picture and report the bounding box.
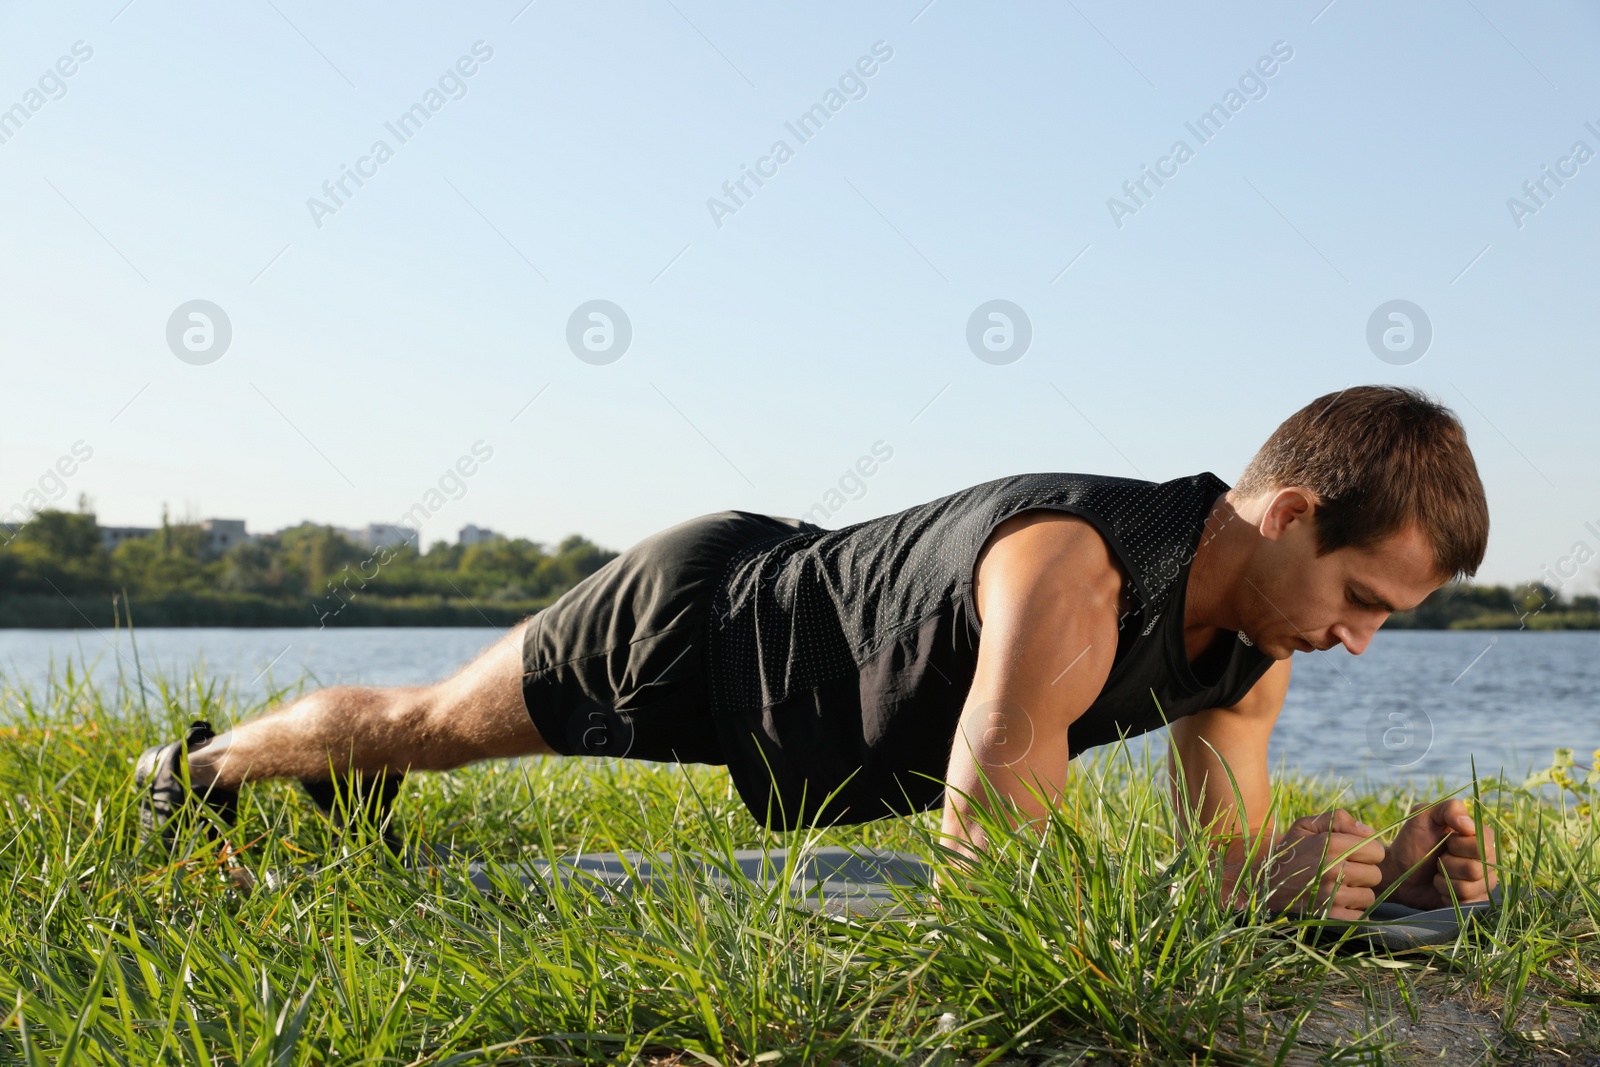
[1166,712,1275,861]
[1208,824,1288,908]
[1169,752,1275,862]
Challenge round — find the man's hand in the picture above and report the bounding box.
[1378,799,1497,910]
[1229,809,1386,920]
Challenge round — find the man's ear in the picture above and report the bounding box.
[1259,487,1317,543]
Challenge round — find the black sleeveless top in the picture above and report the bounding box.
[705,471,1275,829]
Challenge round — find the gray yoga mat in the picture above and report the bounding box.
[423,845,1498,951]
[439,845,931,918]
[1292,895,1499,953]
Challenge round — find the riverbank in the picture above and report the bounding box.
[0,591,552,628]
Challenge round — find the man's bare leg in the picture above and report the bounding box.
[188,618,555,791]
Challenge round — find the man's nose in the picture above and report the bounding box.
[1330,621,1374,656]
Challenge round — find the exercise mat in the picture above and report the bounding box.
[411,845,1501,950]
[431,845,932,917]
[1284,894,1499,953]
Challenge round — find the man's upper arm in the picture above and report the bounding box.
[941,513,1124,846]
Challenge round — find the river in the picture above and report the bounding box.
[1,627,1592,788]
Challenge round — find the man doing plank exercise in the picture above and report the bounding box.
[138,385,1496,918]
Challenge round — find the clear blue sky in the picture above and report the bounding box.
[2,0,1596,588]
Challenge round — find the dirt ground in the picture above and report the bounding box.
[1262,972,1598,1065]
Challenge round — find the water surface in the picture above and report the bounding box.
[1,627,1591,788]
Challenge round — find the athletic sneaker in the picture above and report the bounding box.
[134,720,238,849]
[300,770,405,855]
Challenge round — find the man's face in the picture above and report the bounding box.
[1237,489,1445,659]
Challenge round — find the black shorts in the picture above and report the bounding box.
[520,510,808,766]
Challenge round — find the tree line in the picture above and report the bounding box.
[0,508,615,628]
[1,506,1597,629]
[1384,579,1599,631]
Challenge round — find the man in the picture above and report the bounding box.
[138,385,1497,919]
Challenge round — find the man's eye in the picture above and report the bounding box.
[1348,590,1370,607]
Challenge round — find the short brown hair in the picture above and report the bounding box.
[1234,385,1488,581]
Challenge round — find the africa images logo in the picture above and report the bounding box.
[166,300,233,365]
[566,300,633,365]
[1365,300,1432,366]
[0,40,94,147]
[1106,41,1294,229]
[966,301,1032,365]
[306,42,494,228]
[706,41,894,228]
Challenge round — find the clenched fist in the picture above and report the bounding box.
[1378,799,1497,910]
[1239,809,1387,920]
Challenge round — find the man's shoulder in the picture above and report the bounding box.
[938,470,1228,554]
[972,510,1136,630]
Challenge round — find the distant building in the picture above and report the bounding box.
[100,525,157,551]
[200,519,250,556]
[96,518,253,556]
[459,524,502,547]
[90,518,424,556]
[341,523,418,552]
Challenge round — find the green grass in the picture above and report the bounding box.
[0,659,1596,1065]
